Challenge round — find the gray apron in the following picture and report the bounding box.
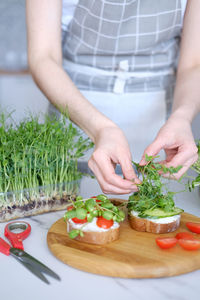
[61,0,183,162]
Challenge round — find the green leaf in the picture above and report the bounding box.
[79,231,84,237]
[101,202,114,209]
[162,166,168,173]
[145,153,152,162]
[116,216,123,223]
[113,215,118,221]
[85,198,96,212]
[87,213,94,223]
[76,196,83,201]
[76,207,87,219]
[118,210,125,220]
[102,211,113,220]
[74,201,84,208]
[96,194,108,202]
[64,209,77,219]
[112,206,118,213]
[98,210,102,216]
[91,210,98,217]
[69,229,80,239]
[173,165,182,173]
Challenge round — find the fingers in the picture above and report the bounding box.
[139,139,163,165]
[88,151,138,194]
[118,156,141,184]
[139,133,198,180]
[161,147,198,179]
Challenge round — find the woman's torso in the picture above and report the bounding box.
[59,0,187,162]
[61,0,186,97]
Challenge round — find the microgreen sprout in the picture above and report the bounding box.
[0,111,93,210]
[127,154,183,218]
[187,141,200,191]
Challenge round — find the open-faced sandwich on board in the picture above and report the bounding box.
[64,194,125,244]
[128,155,184,234]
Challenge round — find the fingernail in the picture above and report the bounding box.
[131,187,138,192]
[133,178,141,184]
[139,160,146,166]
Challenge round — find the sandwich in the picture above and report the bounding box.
[128,194,183,233]
[128,154,183,234]
[64,194,125,244]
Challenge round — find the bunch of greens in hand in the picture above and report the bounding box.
[64,194,125,239]
[187,141,200,191]
[127,154,183,218]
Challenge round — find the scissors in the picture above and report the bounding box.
[0,221,61,284]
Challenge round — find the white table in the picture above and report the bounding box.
[0,176,200,300]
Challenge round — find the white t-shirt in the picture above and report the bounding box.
[62,0,78,31]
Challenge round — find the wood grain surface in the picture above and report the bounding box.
[47,209,200,278]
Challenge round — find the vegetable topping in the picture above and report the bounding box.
[175,232,195,240]
[64,194,125,239]
[127,154,183,218]
[186,222,200,234]
[178,239,200,251]
[156,237,177,249]
[96,217,114,229]
[156,231,200,251]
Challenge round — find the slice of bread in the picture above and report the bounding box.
[129,212,181,234]
[67,220,120,245]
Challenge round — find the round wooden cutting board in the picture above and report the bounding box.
[47,210,200,278]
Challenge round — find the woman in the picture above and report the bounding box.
[26,0,199,194]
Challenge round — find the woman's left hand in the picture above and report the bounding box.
[139,115,198,179]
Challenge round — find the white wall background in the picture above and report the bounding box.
[0,74,50,123]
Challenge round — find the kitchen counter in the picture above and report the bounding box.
[1,176,200,300]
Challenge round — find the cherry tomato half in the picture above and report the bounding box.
[156,237,177,249]
[178,239,200,251]
[186,222,200,234]
[72,217,87,224]
[175,232,195,240]
[96,200,102,203]
[91,196,102,203]
[67,205,74,211]
[96,217,114,229]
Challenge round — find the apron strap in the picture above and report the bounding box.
[113,60,129,94]
[63,58,174,96]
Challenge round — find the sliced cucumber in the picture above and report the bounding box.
[143,207,184,218]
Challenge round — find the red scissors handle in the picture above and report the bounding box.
[4,221,31,250]
[0,238,11,255]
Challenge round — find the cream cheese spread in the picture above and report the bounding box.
[131,210,181,224]
[67,217,119,232]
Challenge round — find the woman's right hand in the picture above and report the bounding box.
[88,126,140,194]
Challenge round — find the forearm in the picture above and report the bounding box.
[29,57,116,141]
[171,66,200,123]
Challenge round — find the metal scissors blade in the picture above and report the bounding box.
[17,259,50,285]
[10,248,61,282]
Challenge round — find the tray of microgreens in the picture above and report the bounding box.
[0,112,93,222]
[127,154,184,218]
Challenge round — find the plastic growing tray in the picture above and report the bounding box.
[0,181,80,222]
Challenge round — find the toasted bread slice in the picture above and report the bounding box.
[129,213,181,234]
[67,220,120,245]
